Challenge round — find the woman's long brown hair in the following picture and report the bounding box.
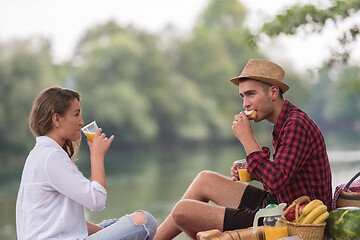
[29,87,81,158]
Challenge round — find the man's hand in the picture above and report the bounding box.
[232,112,262,155]
[230,162,239,181]
[232,112,253,143]
[230,163,257,182]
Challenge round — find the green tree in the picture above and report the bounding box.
[306,67,360,143]
[261,0,360,66]
[200,0,247,30]
[0,38,59,160]
[258,0,360,113]
[72,22,229,144]
[72,23,161,144]
[176,0,261,118]
[175,0,311,140]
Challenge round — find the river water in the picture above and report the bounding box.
[0,144,359,240]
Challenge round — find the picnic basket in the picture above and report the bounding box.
[283,196,325,240]
[336,171,360,208]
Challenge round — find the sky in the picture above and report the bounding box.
[0,0,356,72]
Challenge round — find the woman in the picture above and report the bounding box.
[16,87,157,240]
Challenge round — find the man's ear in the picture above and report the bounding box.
[269,86,280,100]
[52,113,60,128]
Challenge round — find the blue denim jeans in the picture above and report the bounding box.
[85,211,157,240]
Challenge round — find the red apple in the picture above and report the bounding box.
[299,204,307,215]
[285,207,296,222]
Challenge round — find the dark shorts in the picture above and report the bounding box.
[223,184,278,231]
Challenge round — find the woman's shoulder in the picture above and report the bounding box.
[35,136,69,158]
[28,137,73,173]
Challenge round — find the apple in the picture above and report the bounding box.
[299,204,306,215]
[284,203,307,222]
[285,207,296,222]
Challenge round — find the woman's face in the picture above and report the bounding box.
[58,98,84,142]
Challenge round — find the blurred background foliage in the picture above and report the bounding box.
[0,0,359,168]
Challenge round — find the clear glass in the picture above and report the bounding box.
[234,159,251,182]
[81,121,98,142]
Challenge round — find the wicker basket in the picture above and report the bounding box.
[283,196,326,240]
[336,171,360,208]
[286,221,325,239]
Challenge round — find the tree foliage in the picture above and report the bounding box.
[72,21,231,145]
[1,0,349,168]
[258,0,360,131]
[0,38,59,157]
[261,0,360,66]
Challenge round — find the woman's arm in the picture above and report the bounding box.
[88,128,114,189]
[44,128,113,211]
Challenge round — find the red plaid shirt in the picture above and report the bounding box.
[247,100,332,208]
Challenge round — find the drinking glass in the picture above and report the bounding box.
[81,121,98,142]
[234,159,251,182]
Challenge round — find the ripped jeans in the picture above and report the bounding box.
[85,211,157,240]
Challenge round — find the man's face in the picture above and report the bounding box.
[238,79,274,122]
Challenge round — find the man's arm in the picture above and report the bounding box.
[247,119,311,194]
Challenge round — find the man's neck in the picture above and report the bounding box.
[269,99,285,125]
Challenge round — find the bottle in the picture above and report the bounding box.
[252,203,288,240]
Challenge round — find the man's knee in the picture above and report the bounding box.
[171,199,193,227]
[195,170,216,184]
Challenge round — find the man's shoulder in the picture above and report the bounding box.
[286,105,309,122]
[284,102,312,122]
[285,104,324,138]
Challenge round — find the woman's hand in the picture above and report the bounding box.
[87,128,114,158]
[87,128,114,189]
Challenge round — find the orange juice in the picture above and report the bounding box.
[84,132,95,142]
[264,227,288,240]
[238,169,251,182]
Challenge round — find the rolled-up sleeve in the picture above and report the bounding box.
[44,151,107,211]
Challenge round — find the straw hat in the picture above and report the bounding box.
[229,59,289,93]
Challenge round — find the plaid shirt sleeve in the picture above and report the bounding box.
[246,102,332,208]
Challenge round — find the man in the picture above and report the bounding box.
[154,59,332,240]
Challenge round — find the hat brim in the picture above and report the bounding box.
[230,75,289,93]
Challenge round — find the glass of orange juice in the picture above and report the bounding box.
[81,121,98,142]
[234,159,251,182]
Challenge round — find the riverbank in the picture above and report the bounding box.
[1,144,359,240]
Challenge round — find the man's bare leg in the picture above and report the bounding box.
[154,170,248,240]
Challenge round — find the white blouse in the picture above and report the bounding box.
[16,136,107,240]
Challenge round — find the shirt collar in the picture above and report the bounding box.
[36,136,64,151]
[273,100,292,139]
